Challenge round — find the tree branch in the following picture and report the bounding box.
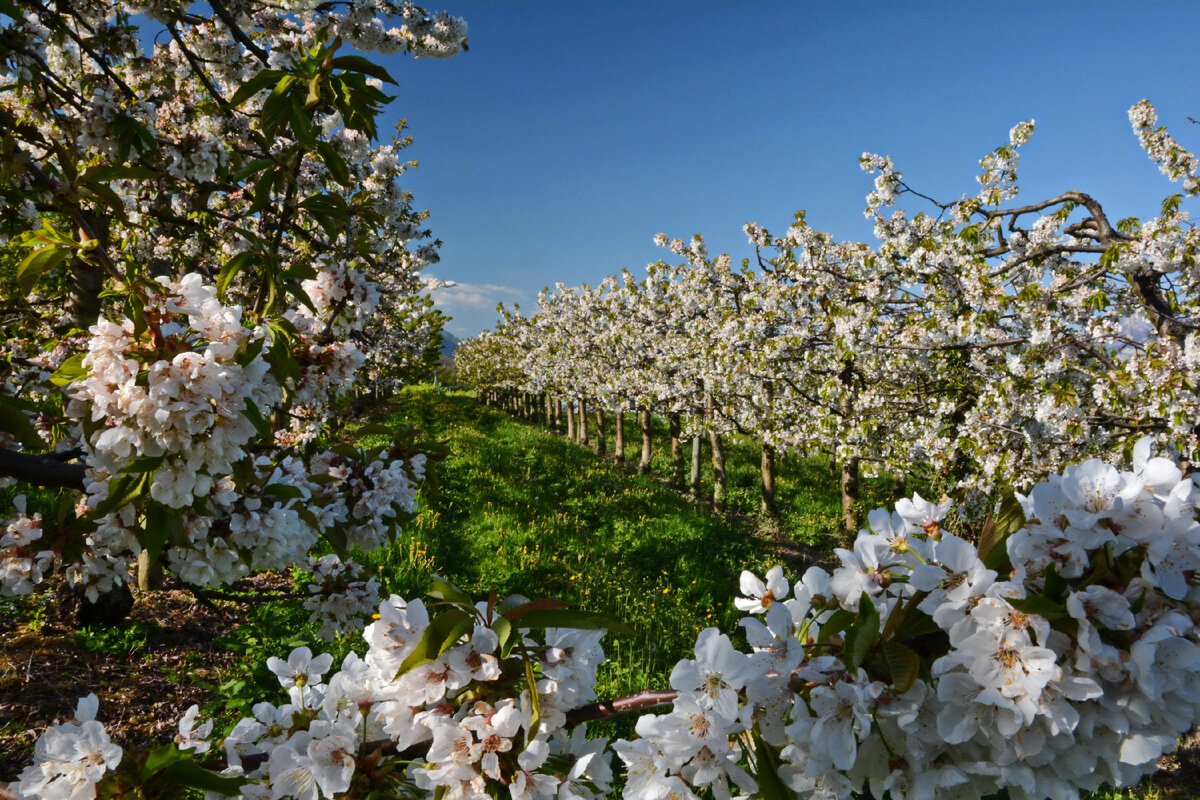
[0,449,87,489]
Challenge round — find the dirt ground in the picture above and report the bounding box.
[0,574,292,782]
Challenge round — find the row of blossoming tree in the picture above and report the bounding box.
[6,0,1200,797]
[456,110,1200,534]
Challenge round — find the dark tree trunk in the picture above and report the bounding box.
[669,413,683,488]
[638,408,652,475]
[690,432,702,500]
[841,457,860,537]
[839,363,859,536]
[760,381,779,524]
[706,393,726,510]
[594,407,606,457]
[614,403,626,465]
[578,398,589,446]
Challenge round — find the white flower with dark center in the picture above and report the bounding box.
[175,704,212,753]
[669,628,756,720]
[267,646,334,689]
[735,565,789,613]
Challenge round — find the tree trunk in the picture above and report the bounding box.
[545,394,553,427]
[838,368,858,536]
[638,408,653,475]
[893,471,908,500]
[614,403,626,465]
[760,381,780,525]
[669,413,683,487]
[690,432,702,500]
[578,398,589,446]
[137,548,164,592]
[68,217,106,330]
[841,457,860,537]
[594,407,606,457]
[552,397,561,432]
[566,400,575,440]
[707,393,726,510]
[761,439,778,524]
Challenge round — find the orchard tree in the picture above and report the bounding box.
[0,0,466,617]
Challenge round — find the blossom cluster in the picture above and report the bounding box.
[12,591,614,800]
[619,438,1200,800]
[70,274,281,510]
[11,695,122,800]
[301,554,383,641]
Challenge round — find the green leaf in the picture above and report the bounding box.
[248,168,278,214]
[882,642,920,693]
[263,340,302,386]
[436,616,475,656]
[513,608,629,635]
[492,616,514,657]
[816,608,856,645]
[218,251,255,297]
[981,491,1024,570]
[842,594,880,671]
[750,730,793,800]
[120,456,165,474]
[17,245,71,294]
[427,575,473,605]
[241,398,272,438]
[1007,595,1068,622]
[260,91,292,140]
[329,55,398,85]
[262,483,305,502]
[501,599,566,630]
[395,607,472,676]
[289,97,316,147]
[230,158,276,184]
[94,472,147,517]
[352,423,393,437]
[142,743,187,777]
[316,141,351,186]
[524,657,540,744]
[0,394,42,448]
[1043,562,1068,602]
[228,69,286,108]
[49,354,88,387]
[143,501,182,554]
[163,758,248,795]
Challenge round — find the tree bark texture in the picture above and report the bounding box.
[669,413,683,488]
[614,403,625,465]
[638,408,652,475]
[594,407,606,457]
[706,393,726,509]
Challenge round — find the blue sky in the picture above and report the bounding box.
[379,2,1200,338]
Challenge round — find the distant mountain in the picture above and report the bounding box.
[440,331,461,363]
